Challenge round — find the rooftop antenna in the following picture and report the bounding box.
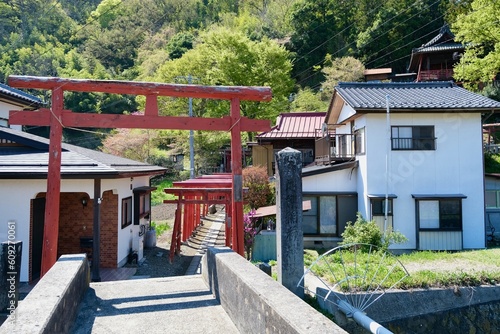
[298,243,409,334]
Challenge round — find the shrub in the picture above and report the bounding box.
[340,213,408,252]
[242,166,272,209]
[244,209,260,260]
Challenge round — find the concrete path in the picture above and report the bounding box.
[71,275,239,334]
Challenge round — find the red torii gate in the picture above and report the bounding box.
[7,75,271,277]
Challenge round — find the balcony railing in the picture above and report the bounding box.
[418,69,454,81]
[315,134,356,165]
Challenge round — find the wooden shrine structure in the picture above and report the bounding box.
[164,174,235,262]
[7,75,271,279]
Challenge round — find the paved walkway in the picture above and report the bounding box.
[71,276,239,334]
[71,210,232,333]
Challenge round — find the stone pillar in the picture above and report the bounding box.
[275,147,304,298]
[0,240,22,313]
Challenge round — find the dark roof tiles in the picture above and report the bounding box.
[0,83,42,107]
[335,82,500,110]
[0,127,166,178]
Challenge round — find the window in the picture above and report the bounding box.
[392,126,435,150]
[371,198,392,215]
[486,190,500,208]
[121,197,132,229]
[355,127,365,155]
[417,198,462,230]
[133,186,155,224]
[370,197,394,231]
[302,194,357,236]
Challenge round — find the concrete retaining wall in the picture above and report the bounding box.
[0,254,90,334]
[317,285,500,333]
[202,247,347,334]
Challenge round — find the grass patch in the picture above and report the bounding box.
[304,248,500,290]
[151,177,177,205]
[151,221,171,237]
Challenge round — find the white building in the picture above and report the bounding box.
[302,82,500,251]
[0,85,165,282]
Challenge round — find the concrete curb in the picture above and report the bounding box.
[202,247,348,334]
[0,254,89,334]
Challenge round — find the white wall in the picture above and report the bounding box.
[336,103,356,128]
[0,179,96,281]
[0,176,151,281]
[103,175,151,266]
[302,167,357,193]
[0,101,23,130]
[363,113,485,249]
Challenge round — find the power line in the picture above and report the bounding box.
[293,0,443,86]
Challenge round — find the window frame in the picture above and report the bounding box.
[391,125,435,151]
[121,197,132,229]
[415,197,464,231]
[371,198,393,216]
[354,127,365,155]
[486,190,500,208]
[133,186,156,225]
[302,193,357,237]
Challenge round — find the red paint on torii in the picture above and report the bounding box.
[8,75,272,277]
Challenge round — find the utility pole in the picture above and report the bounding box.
[176,74,196,179]
[188,75,195,179]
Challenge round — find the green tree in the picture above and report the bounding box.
[452,0,500,88]
[288,0,359,88]
[290,87,327,112]
[166,32,195,59]
[152,26,294,124]
[320,55,365,99]
[88,0,125,29]
[356,0,443,73]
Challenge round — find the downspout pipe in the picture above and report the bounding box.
[338,300,393,334]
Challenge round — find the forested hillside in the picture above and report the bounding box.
[1,0,498,169]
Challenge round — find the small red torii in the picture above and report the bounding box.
[8,75,272,277]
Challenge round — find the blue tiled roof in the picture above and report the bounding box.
[335,82,500,110]
[0,83,42,107]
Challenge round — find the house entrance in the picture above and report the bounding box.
[31,197,45,281]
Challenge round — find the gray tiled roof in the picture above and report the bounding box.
[0,127,166,178]
[414,43,464,54]
[335,82,500,110]
[0,83,42,107]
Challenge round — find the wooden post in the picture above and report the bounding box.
[92,179,101,282]
[230,98,245,256]
[40,87,64,277]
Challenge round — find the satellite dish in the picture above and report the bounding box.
[298,243,409,333]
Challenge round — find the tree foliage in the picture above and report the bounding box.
[452,0,500,88]
[151,26,294,123]
[320,56,365,99]
[2,0,497,164]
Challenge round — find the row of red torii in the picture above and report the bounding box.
[7,75,272,279]
[165,174,238,263]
